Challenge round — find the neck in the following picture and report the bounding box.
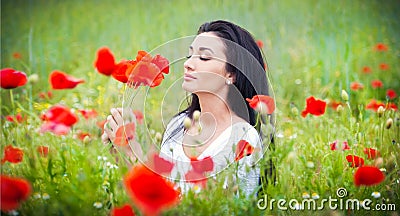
[196,92,233,127]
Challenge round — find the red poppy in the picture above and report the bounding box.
[330,140,350,151]
[361,66,372,74]
[126,51,169,88]
[5,113,25,123]
[301,96,327,117]
[78,109,98,119]
[0,68,27,89]
[124,165,180,216]
[112,60,135,83]
[190,156,214,173]
[379,63,389,70]
[184,169,207,188]
[354,166,385,186]
[41,105,78,126]
[151,154,174,175]
[133,110,144,124]
[386,89,397,99]
[346,155,364,168]
[256,40,264,48]
[1,145,24,164]
[363,148,380,160]
[246,95,275,114]
[371,80,383,89]
[113,122,136,146]
[328,100,343,110]
[350,82,364,91]
[75,131,91,141]
[0,175,32,211]
[12,52,22,59]
[37,146,49,157]
[49,70,85,89]
[94,47,116,76]
[235,140,255,161]
[111,204,136,216]
[374,43,388,52]
[40,122,71,135]
[39,91,53,99]
[365,99,398,112]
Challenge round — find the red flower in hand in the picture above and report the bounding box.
[301,96,327,117]
[1,145,24,164]
[0,175,32,211]
[363,148,380,160]
[111,204,136,216]
[354,166,385,186]
[246,95,275,114]
[124,165,179,216]
[346,155,364,168]
[94,47,116,76]
[41,105,78,126]
[0,68,27,89]
[235,140,255,161]
[49,70,84,89]
[126,51,169,88]
[113,122,136,146]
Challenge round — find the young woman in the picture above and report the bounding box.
[102,20,273,196]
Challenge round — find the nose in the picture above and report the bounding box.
[184,58,194,71]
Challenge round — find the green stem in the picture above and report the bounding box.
[10,90,15,111]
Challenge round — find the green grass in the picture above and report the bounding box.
[1,0,400,215]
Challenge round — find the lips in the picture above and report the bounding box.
[184,73,197,80]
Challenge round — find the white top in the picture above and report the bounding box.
[160,113,263,196]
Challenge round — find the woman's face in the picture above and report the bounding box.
[182,32,232,96]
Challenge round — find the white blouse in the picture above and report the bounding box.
[160,113,263,196]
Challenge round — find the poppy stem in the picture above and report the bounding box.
[9,90,15,111]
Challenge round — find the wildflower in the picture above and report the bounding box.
[361,66,372,74]
[330,140,350,151]
[38,91,53,99]
[246,95,275,114]
[354,166,385,186]
[363,148,380,160]
[341,90,349,101]
[371,192,381,198]
[374,43,388,52]
[0,175,32,211]
[124,165,180,216]
[41,105,78,126]
[183,117,192,129]
[350,82,364,91]
[385,118,393,129]
[28,74,39,83]
[49,70,84,89]
[379,63,389,71]
[78,109,98,119]
[110,204,136,216]
[155,132,163,143]
[12,52,22,59]
[306,161,315,168]
[113,122,136,146]
[93,202,103,209]
[386,89,397,99]
[37,146,49,157]
[192,185,202,194]
[40,122,71,135]
[42,193,50,200]
[33,192,41,199]
[126,51,169,88]
[94,47,116,76]
[1,145,23,164]
[371,80,383,89]
[301,96,327,117]
[5,113,25,124]
[346,155,364,168]
[111,60,133,83]
[312,193,320,199]
[256,39,264,48]
[0,68,27,89]
[235,140,255,161]
[133,110,144,124]
[151,154,174,175]
[302,192,310,199]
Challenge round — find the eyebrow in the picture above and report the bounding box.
[189,46,215,54]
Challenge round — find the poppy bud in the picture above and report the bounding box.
[291,107,299,116]
[377,106,385,117]
[341,90,349,101]
[336,104,344,112]
[385,118,393,129]
[193,110,201,122]
[155,132,162,142]
[28,74,39,83]
[183,117,192,129]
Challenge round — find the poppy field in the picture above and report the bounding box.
[1,0,400,215]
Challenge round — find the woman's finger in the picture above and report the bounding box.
[101,132,111,145]
[107,115,118,131]
[111,108,124,126]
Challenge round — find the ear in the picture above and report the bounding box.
[226,72,236,83]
